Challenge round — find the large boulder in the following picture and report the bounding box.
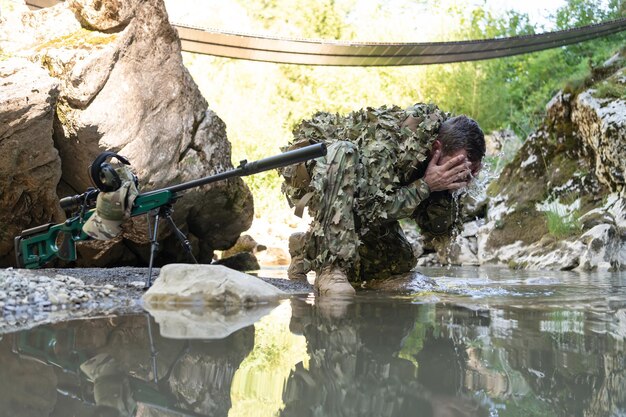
[477,54,626,271]
[0,58,63,266]
[0,0,253,267]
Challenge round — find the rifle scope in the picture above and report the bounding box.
[59,188,99,211]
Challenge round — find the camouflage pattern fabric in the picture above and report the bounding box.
[83,166,139,241]
[282,103,460,280]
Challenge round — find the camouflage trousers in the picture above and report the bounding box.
[301,141,416,281]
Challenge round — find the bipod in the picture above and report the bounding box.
[146,203,198,288]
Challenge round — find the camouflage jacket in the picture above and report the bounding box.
[281,103,459,237]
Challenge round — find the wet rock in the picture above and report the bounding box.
[213,252,260,272]
[256,247,290,266]
[221,234,260,258]
[578,223,625,271]
[143,264,285,306]
[573,89,626,192]
[415,252,440,267]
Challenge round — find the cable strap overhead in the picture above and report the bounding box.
[25,0,626,66]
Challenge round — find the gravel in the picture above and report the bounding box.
[0,266,313,334]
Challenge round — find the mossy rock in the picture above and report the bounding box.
[486,206,548,250]
[36,28,118,52]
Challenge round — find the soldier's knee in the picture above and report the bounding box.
[288,232,308,256]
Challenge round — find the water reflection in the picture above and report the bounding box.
[282,298,489,417]
[0,269,624,417]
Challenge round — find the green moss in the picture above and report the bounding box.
[486,206,548,250]
[549,155,579,187]
[562,56,625,99]
[55,99,78,135]
[36,28,118,52]
[593,79,626,100]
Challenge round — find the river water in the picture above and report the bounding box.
[0,266,623,417]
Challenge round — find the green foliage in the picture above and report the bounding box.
[181,0,626,219]
[545,208,581,239]
[594,79,626,99]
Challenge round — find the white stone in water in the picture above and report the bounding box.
[143,264,285,306]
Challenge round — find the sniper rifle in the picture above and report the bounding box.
[14,143,326,286]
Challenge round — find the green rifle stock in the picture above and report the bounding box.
[15,143,326,269]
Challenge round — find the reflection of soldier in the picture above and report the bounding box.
[281,298,488,417]
[281,103,485,295]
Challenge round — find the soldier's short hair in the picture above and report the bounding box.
[437,115,485,163]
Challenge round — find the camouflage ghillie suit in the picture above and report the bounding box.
[281,103,460,281]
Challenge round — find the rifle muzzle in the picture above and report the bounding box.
[240,143,327,175]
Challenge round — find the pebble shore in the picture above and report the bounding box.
[0,267,313,334]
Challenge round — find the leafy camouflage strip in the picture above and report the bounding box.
[357,221,416,280]
[305,141,360,272]
[414,191,464,258]
[282,103,457,278]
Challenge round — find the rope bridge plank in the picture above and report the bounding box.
[25,0,626,66]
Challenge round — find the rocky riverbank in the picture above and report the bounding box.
[0,267,313,334]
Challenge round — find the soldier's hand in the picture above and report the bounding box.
[422,150,472,192]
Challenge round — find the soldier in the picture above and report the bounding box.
[281,103,485,295]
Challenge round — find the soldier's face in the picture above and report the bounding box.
[440,149,482,177]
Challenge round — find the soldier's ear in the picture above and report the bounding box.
[432,139,442,151]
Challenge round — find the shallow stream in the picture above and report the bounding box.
[0,266,624,417]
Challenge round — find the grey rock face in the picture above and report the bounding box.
[0,58,63,265]
[476,56,626,271]
[0,0,253,266]
[68,0,141,31]
[573,88,626,192]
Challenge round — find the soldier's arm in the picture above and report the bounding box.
[413,191,459,236]
[378,178,432,221]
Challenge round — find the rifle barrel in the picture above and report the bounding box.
[156,143,326,195]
